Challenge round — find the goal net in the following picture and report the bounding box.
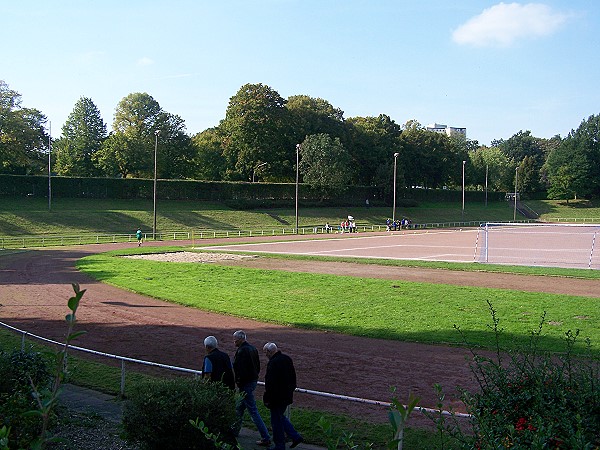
[476,222,600,270]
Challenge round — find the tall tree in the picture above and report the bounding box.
[192,127,227,181]
[221,83,291,181]
[544,114,600,199]
[345,114,402,186]
[0,81,48,174]
[96,93,193,178]
[53,97,107,176]
[286,95,346,144]
[468,145,512,192]
[494,130,545,193]
[299,133,352,195]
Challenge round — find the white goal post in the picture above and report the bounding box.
[476,222,600,269]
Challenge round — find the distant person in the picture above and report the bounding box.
[263,342,304,450]
[136,228,143,246]
[202,336,235,390]
[365,198,370,208]
[325,222,331,233]
[232,330,271,447]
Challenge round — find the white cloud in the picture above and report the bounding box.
[137,56,155,66]
[452,2,570,47]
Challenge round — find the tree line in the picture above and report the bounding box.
[1,80,599,200]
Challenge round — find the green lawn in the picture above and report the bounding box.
[77,250,600,355]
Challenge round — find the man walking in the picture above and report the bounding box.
[202,335,235,390]
[232,330,271,446]
[263,342,304,449]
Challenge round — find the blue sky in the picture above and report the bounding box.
[3,1,599,145]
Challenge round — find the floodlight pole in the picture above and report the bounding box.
[48,121,52,211]
[485,164,488,208]
[513,166,518,222]
[392,152,399,223]
[152,130,160,240]
[295,144,300,234]
[462,160,466,221]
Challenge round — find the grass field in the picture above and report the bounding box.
[77,249,600,356]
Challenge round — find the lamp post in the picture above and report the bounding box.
[48,121,52,211]
[462,160,466,220]
[152,130,160,240]
[485,164,488,208]
[513,166,519,221]
[392,152,399,223]
[252,162,268,183]
[295,144,300,234]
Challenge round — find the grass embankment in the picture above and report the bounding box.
[1,197,523,236]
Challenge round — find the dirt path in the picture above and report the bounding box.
[1,237,598,428]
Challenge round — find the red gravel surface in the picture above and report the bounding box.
[1,235,598,429]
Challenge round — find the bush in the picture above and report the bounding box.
[431,302,600,449]
[0,348,54,448]
[123,377,238,449]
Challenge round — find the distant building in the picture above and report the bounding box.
[426,123,467,138]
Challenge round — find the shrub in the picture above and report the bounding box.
[123,377,238,449]
[0,348,53,448]
[431,301,600,449]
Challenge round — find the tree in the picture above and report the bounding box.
[221,83,291,181]
[468,145,512,192]
[0,81,48,174]
[286,95,346,145]
[95,92,193,178]
[544,114,600,199]
[299,133,352,196]
[399,122,467,189]
[345,114,402,186]
[191,127,227,181]
[494,130,545,193]
[53,97,107,176]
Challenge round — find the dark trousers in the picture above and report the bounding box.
[269,405,302,450]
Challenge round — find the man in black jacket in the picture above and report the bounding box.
[232,330,271,446]
[263,342,304,450]
[202,335,235,390]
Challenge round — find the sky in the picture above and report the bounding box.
[2,0,599,146]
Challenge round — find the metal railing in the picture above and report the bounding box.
[0,220,542,250]
[0,321,470,419]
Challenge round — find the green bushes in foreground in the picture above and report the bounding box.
[430,302,600,449]
[0,349,54,449]
[122,378,238,450]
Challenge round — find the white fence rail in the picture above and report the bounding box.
[0,220,536,250]
[0,321,470,418]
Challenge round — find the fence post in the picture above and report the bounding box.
[121,360,126,398]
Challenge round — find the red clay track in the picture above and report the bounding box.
[0,234,598,428]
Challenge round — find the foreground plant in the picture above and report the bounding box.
[430,300,600,449]
[26,283,87,449]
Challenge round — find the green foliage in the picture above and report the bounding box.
[189,419,241,450]
[387,390,420,450]
[0,81,49,175]
[299,133,352,196]
[122,377,237,449]
[53,97,107,177]
[431,301,600,449]
[317,416,374,449]
[0,349,53,448]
